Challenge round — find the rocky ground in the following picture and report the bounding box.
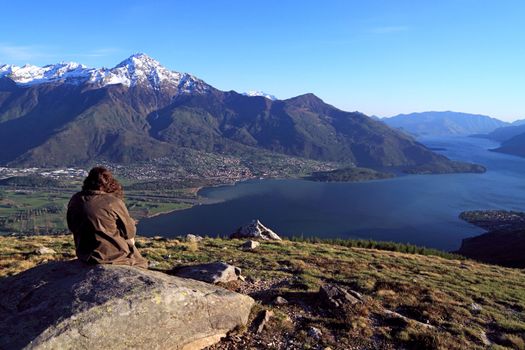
[1,235,525,349]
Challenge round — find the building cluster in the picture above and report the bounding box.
[0,167,87,180]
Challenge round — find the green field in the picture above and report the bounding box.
[0,181,197,235]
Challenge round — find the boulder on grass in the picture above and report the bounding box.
[230,219,281,240]
[172,262,242,284]
[185,234,203,243]
[0,260,254,350]
[240,240,260,251]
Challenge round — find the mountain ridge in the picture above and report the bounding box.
[478,123,525,143]
[493,133,525,158]
[0,53,210,94]
[0,55,484,174]
[383,111,508,137]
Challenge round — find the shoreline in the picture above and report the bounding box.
[140,166,479,222]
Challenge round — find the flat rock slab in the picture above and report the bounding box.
[319,284,361,310]
[172,262,242,284]
[0,260,254,350]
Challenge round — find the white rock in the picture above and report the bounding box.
[240,240,260,250]
[230,219,281,240]
[185,234,203,242]
[34,246,56,255]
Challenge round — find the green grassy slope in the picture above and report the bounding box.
[1,235,524,349]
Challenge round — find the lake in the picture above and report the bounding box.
[137,136,525,250]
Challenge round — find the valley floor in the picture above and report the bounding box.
[1,235,524,349]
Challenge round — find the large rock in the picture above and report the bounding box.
[230,219,282,240]
[0,260,254,350]
[172,262,242,284]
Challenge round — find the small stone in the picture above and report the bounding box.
[246,276,258,284]
[348,290,363,301]
[470,303,482,313]
[148,261,160,269]
[240,240,260,251]
[34,247,56,255]
[185,234,203,242]
[382,309,434,329]
[253,310,274,334]
[480,331,491,346]
[307,326,322,339]
[273,296,288,305]
[319,284,360,310]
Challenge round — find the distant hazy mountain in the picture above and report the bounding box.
[0,54,482,173]
[474,118,525,158]
[383,111,508,137]
[481,123,525,142]
[494,133,525,158]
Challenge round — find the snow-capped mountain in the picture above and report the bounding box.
[0,53,210,94]
[242,90,277,100]
[0,62,96,85]
[0,58,483,176]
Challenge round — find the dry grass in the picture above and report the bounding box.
[1,235,524,349]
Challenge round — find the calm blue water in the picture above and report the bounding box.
[138,137,525,250]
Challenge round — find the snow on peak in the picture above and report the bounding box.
[0,54,210,94]
[116,53,160,67]
[0,61,92,85]
[109,53,196,91]
[243,90,277,100]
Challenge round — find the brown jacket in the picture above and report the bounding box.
[67,190,147,268]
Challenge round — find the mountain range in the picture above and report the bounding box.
[0,54,483,173]
[467,119,525,158]
[479,123,525,142]
[382,111,508,137]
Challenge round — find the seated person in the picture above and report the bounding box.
[67,166,148,268]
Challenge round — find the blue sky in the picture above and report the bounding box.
[1,0,524,121]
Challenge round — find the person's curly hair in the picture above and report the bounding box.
[82,167,124,199]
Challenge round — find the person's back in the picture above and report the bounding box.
[67,167,147,268]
